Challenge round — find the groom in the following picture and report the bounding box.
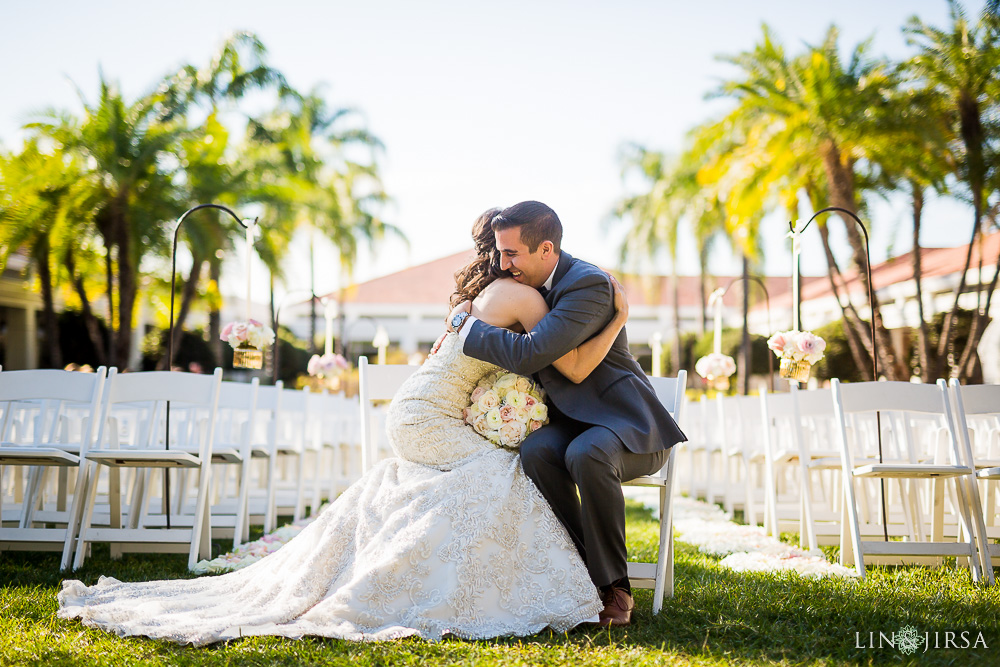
[449,200,686,626]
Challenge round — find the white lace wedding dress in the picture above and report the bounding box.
[58,333,602,645]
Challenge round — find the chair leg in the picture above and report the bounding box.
[73,463,104,570]
[652,484,669,615]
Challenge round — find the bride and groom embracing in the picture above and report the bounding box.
[58,200,687,645]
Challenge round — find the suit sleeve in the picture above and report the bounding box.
[463,272,613,375]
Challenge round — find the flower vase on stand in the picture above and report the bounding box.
[222,320,276,371]
[768,330,826,385]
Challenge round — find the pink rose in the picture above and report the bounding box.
[248,319,263,327]
[471,386,486,403]
[797,334,818,355]
[231,322,249,342]
[499,420,527,447]
[529,420,543,433]
[767,332,787,354]
[525,395,537,408]
[462,407,471,421]
[220,322,234,341]
[500,405,517,422]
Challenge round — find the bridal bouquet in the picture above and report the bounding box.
[221,319,276,369]
[767,330,826,382]
[695,352,737,391]
[462,370,549,448]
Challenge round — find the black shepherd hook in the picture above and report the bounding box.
[164,204,257,530]
[720,275,774,392]
[791,206,888,541]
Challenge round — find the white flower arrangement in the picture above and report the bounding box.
[695,352,737,381]
[220,319,276,351]
[767,330,826,364]
[462,370,549,448]
[308,352,349,377]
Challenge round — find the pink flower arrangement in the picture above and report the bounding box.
[220,319,275,350]
[695,352,737,381]
[767,330,826,364]
[308,353,349,377]
[464,370,549,448]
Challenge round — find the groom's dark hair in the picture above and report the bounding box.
[491,201,563,254]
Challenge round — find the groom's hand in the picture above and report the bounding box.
[446,300,472,332]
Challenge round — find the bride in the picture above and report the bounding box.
[58,208,631,645]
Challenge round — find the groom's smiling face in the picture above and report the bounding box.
[495,227,557,289]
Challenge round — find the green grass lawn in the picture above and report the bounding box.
[2,501,997,666]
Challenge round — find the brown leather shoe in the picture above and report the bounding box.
[598,587,634,627]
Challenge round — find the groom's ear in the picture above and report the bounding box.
[539,240,554,258]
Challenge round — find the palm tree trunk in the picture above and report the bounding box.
[698,245,709,335]
[815,222,874,381]
[113,206,136,370]
[936,93,986,379]
[104,240,115,365]
[910,184,931,383]
[739,254,750,395]
[66,249,106,366]
[671,269,682,375]
[957,233,1000,379]
[209,257,223,366]
[34,238,62,369]
[819,142,901,380]
[159,253,204,370]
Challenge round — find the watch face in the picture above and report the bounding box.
[452,312,466,327]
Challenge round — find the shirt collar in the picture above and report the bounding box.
[542,262,558,292]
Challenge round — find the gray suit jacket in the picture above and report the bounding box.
[463,252,686,454]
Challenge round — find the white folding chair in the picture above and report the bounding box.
[760,386,845,549]
[831,379,985,582]
[0,368,107,570]
[357,357,419,473]
[74,368,223,570]
[949,379,1000,585]
[204,378,260,548]
[622,370,687,615]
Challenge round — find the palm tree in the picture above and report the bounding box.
[245,89,397,352]
[905,1,1000,379]
[27,76,187,369]
[0,141,105,367]
[708,24,914,379]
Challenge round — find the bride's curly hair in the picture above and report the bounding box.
[450,208,509,308]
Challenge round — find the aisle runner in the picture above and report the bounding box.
[195,497,855,578]
[670,495,856,578]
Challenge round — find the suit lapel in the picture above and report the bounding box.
[547,252,574,305]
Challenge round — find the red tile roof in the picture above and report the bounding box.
[325,250,809,309]
[762,230,1000,309]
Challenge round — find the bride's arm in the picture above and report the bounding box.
[512,275,629,384]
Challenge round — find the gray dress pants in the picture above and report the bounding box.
[519,416,668,589]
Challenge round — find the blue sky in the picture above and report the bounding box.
[0,0,987,302]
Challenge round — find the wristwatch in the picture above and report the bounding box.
[451,311,470,332]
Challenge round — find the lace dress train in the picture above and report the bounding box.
[57,334,602,645]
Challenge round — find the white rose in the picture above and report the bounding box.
[514,376,533,393]
[529,402,548,422]
[505,391,528,409]
[486,407,503,429]
[477,390,500,411]
[494,373,518,390]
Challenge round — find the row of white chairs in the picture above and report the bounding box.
[0,367,366,570]
[678,379,1000,584]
